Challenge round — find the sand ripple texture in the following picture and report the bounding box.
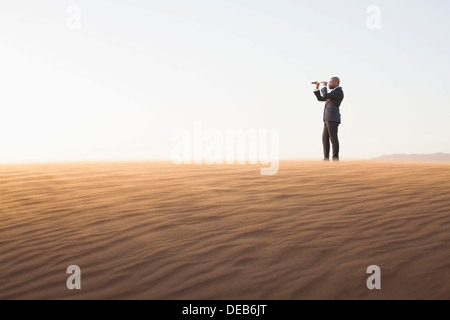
[1,161,449,299]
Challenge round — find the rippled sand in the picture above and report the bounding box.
[1,161,449,299]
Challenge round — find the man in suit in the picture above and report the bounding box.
[313,77,344,161]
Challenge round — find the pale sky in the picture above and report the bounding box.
[1,0,449,163]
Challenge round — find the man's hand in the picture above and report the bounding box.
[321,81,328,87]
[315,82,320,90]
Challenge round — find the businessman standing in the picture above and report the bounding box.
[313,77,344,161]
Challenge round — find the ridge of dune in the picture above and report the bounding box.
[1,160,449,299]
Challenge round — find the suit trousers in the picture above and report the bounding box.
[322,121,339,160]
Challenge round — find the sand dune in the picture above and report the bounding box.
[1,161,450,299]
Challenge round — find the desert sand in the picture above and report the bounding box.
[1,160,449,299]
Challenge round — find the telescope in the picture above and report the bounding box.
[311,81,325,84]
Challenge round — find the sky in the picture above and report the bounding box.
[1,0,450,163]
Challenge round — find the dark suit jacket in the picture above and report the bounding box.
[314,87,344,123]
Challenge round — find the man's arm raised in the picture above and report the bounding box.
[320,87,343,100]
[314,90,326,101]
[313,82,326,101]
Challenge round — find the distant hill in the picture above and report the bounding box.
[372,153,450,162]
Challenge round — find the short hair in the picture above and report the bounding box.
[331,77,340,84]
